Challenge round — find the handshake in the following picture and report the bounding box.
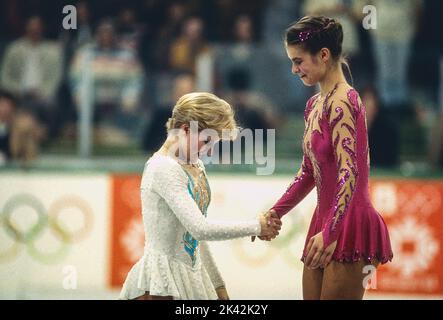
[253,209,282,242]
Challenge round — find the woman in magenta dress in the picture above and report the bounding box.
[265,16,393,299]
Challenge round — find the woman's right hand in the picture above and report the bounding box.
[257,210,281,239]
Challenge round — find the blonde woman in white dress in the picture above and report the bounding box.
[119,92,281,300]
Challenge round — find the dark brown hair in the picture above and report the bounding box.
[285,16,352,83]
[285,16,343,59]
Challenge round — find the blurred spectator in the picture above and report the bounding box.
[116,7,144,52]
[69,19,144,144]
[229,14,255,62]
[261,0,311,112]
[302,0,361,59]
[171,73,196,103]
[262,0,302,50]
[0,0,25,41]
[212,0,266,42]
[58,1,94,135]
[145,1,187,72]
[302,0,368,88]
[223,68,280,131]
[169,16,210,73]
[409,0,442,111]
[216,15,280,128]
[233,14,254,43]
[215,15,257,94]
[158,1,187,40]
[61,1,93,60]
[142,72,195,152]
[369,0,422,109]
[0,16,62,138]
[0,90,44,166]
[363,86,400,167]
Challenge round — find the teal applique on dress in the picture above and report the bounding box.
[182,166,211,266]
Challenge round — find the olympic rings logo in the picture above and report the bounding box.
[0,193,93,264]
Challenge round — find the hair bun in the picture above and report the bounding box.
[285,15,344,60]
[323,17,336,30]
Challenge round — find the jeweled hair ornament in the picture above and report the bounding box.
[297,20,334,42]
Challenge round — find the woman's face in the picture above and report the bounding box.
[177,125,219,162]
[285,44,327,86]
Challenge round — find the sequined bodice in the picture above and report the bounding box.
[305,84,372,241]
[180,163,211,265]
[272,83,373,247]
[181,163,211,216]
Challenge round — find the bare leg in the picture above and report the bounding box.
[302,264,324,300]
[320,259,380,300]
[133,291,173,300]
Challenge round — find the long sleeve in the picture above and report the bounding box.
[322,96,359,248]
[152,160,261,241]
[271,155,315,218]
[200,241,225,289]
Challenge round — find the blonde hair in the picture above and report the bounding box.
[166,92,238,139]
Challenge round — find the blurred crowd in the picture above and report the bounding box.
[0,0,442,168]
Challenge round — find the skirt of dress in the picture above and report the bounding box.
[301,201,393,264]
[119,249,218,300]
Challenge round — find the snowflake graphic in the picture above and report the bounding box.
[389,216,439,277]
[371,183,397,217]
[120,218,145,263]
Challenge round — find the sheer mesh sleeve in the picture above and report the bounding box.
[271,96,318,218]
[271,155,315,218]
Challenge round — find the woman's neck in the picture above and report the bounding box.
[159,137,177,154]
[158,138,196,165]
[318,63,347,98]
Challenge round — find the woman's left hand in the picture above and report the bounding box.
[216,287,230,300]
[305,232,337,269]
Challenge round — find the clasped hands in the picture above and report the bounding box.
[251,210,337,269]
[252,209,282,242]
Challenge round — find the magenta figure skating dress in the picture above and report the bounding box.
[272,83,393,264]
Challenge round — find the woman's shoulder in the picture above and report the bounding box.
[145,153,186,180]
[304,93,321,120]
[327,84,363,116]
[330,84,361,105]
